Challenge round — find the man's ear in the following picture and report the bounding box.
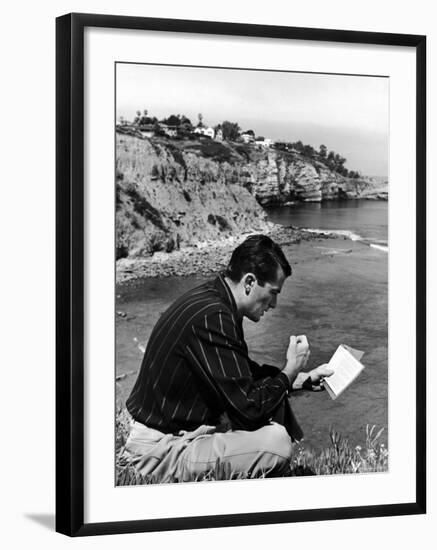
[243,273,256,295]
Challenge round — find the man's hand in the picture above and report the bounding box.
[307,363,334,391]
[283,335,310,384]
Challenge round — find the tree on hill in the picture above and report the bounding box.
[178,115,193,136]
[348,170,361,179]
[293,140,304,153]
[139,109,156,125]
[161,114,181,126]
[220,120,241,141]
[180,115,192,127]
[197,113,204,127]
[303,144,316,158]
[334,153,346,170]
[273,138,359,177]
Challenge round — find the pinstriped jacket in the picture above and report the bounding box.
[126,274,303,441]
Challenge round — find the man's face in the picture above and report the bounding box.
[243,267,286,322]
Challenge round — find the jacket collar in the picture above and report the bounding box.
[215,273,239,316]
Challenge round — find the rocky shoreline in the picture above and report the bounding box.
[116,224,340,284]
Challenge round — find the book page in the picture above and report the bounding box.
[323,345,364,399]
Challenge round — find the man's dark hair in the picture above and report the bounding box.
[225,234,292,285]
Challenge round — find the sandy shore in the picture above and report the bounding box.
[116,225,340,283]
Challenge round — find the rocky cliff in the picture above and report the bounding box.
[116,134,270,259]
[116,132,388,259]
[239,148,388,205]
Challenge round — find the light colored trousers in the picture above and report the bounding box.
[123,419,293,483]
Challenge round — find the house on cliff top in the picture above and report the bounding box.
[194,126,215,139]
[255,137,273,149]
[160,124,178,138]
[241,132,255,144]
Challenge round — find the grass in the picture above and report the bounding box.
[115,408,388,485]
[290,425,388,475]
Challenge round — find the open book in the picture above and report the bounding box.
[322,344,365,400]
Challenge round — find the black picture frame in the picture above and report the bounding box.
[56,12,426,537]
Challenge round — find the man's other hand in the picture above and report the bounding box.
[284,334,310,382]
[308,363,334,391]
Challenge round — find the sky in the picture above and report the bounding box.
[116,63,389,177]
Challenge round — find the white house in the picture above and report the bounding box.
[194,126,215,139]
[139,124,155,138]
[161,124,178,137]
[241,132,255,143]
[255,138,273,148]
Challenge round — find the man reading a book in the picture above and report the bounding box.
[124,234,333,482]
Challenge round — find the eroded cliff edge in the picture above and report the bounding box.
[116,132,387,261]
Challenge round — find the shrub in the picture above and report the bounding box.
[115,213,133,258]
[168,145,186,169]
[116,244,129,260]
[198,141,234,162]
[207,214,231,232]
[215,215,231,231]
[124,183,166,232]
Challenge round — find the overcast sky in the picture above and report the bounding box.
[116,63,388,177]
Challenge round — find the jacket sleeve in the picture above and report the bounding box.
[185,308,290,430]
[248,359,282,380]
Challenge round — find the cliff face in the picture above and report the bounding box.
[116,133,388,259]
[116,134,269,258]
[241,149,388,205]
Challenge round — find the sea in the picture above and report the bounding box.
[266,199,388,252]
[116,200,388,453]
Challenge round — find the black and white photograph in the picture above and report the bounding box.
[114,62,389,485]
[1,0,432,544]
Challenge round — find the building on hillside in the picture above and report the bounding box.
[139,124,155,138]
[255,138,273,149]
[160,124,178,138]
[194,126,215,139]
[241,132,255,144]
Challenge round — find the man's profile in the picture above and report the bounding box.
[124,234,332,482]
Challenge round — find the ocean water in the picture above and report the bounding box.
[261,200,388,450]
[116,200,388,453]
[266,200,388,250]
